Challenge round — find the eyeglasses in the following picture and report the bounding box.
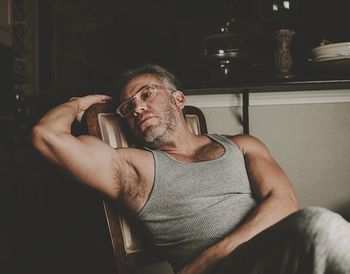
[116,84,167,117]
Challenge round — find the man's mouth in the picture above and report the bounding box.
[137,115,155,127]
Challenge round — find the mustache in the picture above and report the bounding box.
[136,112,155,126]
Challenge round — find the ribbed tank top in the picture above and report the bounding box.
[137,134,257,269]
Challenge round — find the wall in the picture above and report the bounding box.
[198,98,350,220]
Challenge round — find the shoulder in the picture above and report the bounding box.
[224,134,270,156]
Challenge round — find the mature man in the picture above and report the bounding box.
[32,64,350,274]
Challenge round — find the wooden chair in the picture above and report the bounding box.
[83,101,208,274]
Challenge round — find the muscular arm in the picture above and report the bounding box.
[32,95,122,198]
[178,135,299,274]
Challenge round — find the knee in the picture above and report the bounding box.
[286,207,350,269]
[287,207,345,238]
[294,206,334,221]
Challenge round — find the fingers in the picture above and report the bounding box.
[69,94,112,102]
[86,93,112,102]
[87,94,113,105]
[73,94,113,109]
[69,94,113,122]
[69,93,113,110]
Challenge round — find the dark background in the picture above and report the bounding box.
[1,1,350,273]
[75,0,350,91]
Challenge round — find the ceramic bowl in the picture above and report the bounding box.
[310,42,350,58]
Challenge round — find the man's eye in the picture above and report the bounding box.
[141,91,154,101]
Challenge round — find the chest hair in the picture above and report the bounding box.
[171,142,224,163]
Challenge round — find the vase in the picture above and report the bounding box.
[274,29,295,78]
[258,0,299,79]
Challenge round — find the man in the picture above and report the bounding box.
[32,64,350,274]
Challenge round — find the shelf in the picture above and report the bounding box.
[184,79,350,95]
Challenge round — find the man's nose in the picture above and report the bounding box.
[132,99,147,116]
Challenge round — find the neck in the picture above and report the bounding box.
[151,124,205,156]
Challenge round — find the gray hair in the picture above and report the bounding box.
[115,64,182,99]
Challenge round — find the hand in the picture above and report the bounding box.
[69,94,112,122]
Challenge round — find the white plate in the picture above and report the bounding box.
[310,42,350,57]
[311,54,350,63]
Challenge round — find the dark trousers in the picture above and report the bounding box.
[215,207,350,274]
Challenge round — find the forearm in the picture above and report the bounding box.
[179,193,299,274]
[34,99,80,134]
[32,99,82,167]
[33,94,111,159]
[215,192,299,258]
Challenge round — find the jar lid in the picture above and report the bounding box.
[201,32,248,60]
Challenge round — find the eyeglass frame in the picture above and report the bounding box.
[116,84,174,118]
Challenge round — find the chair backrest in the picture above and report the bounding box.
[84,102,207,274]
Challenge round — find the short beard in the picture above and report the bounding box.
[141,97,179,147]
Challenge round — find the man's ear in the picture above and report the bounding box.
[172,91,186,109]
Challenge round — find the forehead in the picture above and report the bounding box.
[120,74,163,101]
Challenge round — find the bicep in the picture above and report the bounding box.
[68,135,122,197]
[34,128,121,198]
[231,135,295,201]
